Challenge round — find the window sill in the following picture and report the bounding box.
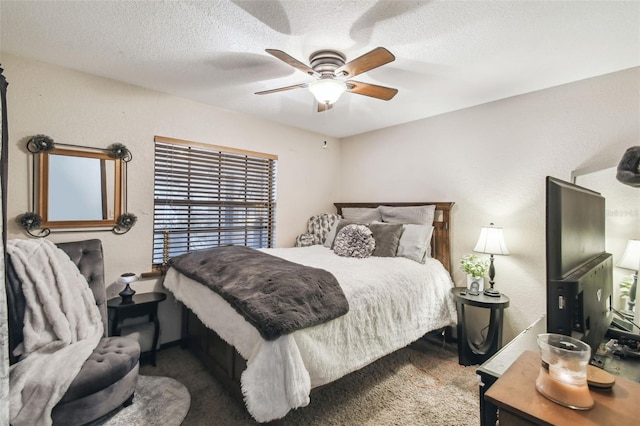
[140,268,166,279]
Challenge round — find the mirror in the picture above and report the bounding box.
[19,137,135,236]
[39,148,122,227]
[573,164,640,334]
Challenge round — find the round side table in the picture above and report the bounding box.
[107,292,167,366]
[452,287,510,366]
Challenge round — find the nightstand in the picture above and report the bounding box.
[451,287,510,366]
[107,292,167,366]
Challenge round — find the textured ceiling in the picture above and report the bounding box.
[1,1,639,138]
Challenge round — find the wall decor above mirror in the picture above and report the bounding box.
[19,135,136,237]
[616,146,640,188]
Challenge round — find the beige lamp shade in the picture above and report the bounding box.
[474,224,510,256]
[618,239,640,271]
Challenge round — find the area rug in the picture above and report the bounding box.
[148,338,479,425]
[98,375,190,426]
[278,340,479,425]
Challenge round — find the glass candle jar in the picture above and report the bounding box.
[535,333,594,410]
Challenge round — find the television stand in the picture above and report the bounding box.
[485,350,640,426]
[477,316,640,426]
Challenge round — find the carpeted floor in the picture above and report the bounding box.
[141,336,479,425]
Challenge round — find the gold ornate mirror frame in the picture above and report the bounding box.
[38,148,123,228]
[19,136,136,237]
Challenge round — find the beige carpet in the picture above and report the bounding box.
[142,336,479,425]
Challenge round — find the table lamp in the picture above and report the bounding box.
[118,272,138,303]
[617,239,640,313]
[474,223,509,297]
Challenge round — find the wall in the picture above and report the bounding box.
[2,53,342,344]
[340,67,640,342]
[4,52,639,346]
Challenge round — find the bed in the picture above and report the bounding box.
[163,202,456,422]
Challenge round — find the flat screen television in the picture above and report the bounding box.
[546,176,613,354]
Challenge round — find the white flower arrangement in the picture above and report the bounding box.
[460,254,489,278]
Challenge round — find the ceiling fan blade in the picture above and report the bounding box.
[265,49,319,77]
[255,83,307,95]
[346,80,398,101]
[335,47,395,78]
[317,102,333,113]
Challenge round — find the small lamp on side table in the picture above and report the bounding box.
[474,223,509,297]
[118,273,138,303]
[618,239,640,316]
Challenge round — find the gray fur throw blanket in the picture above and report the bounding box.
[617,146,640,187]
[7,239,103,426]
[169,245,349,340]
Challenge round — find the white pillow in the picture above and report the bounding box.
[422,226,435,259]
[380,205,435,226]
[396,224,434,263]
[341,207,382,222]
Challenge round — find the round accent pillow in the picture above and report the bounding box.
[333,224,375,258]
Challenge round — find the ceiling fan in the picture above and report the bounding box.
[255,47,398,112]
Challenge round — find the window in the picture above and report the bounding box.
[152,136,277,268]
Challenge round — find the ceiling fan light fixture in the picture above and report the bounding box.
[308,79,347,105]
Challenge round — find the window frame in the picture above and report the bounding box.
[150,135,277,271]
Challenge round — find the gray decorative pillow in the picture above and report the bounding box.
[341,207,382,223]
[380,205,436,226]
[295,233,318,247]
[368,223,404,257]
[307,213,341,244]
[333,224,375,258]
[397,224,434,263]
[323,221,340,247]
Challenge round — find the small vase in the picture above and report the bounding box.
[467,275,484,295]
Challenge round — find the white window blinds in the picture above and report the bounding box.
[152,136,277,266]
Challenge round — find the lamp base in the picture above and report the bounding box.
[119,283,136,303]
[627,274,637,312]
[484,288,501,297]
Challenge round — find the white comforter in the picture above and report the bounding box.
[163,245,457,422]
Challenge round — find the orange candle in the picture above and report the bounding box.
[536,368,594,409]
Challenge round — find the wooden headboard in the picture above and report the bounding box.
[333,202,455,275]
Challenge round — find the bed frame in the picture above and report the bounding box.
[180,202,455,405]
[334,202,454,274]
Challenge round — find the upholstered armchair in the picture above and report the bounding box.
[6,239,140,425]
